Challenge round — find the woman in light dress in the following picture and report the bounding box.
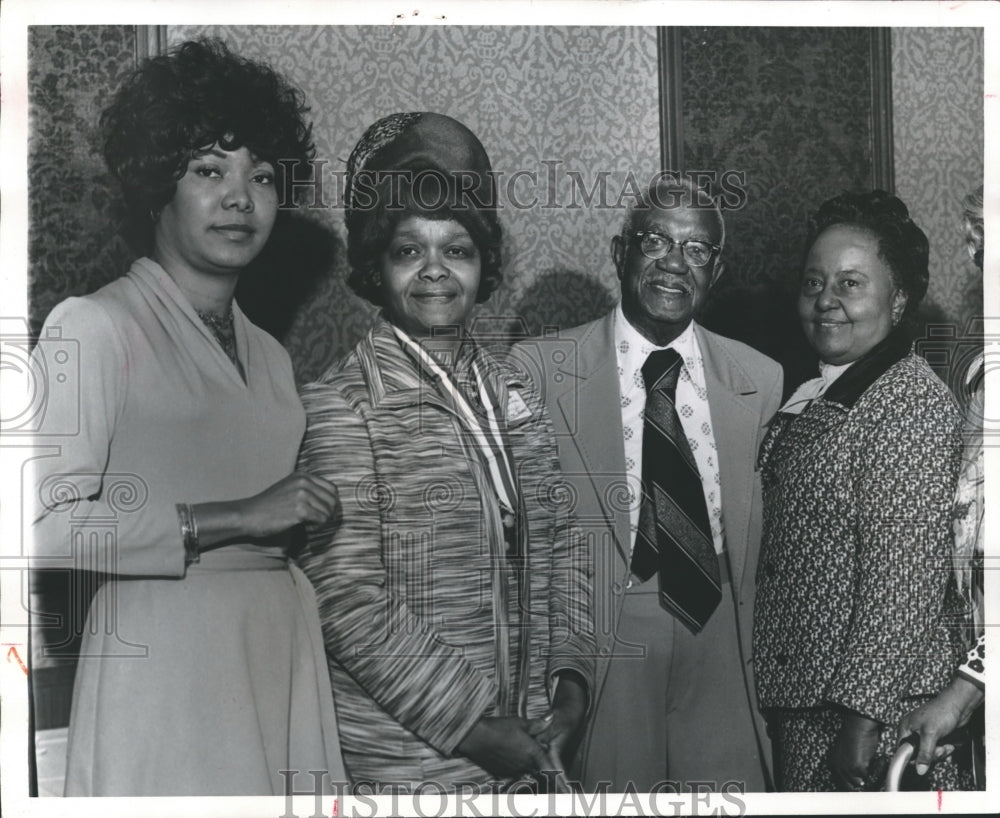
[32,38,345,795]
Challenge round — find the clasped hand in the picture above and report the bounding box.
[191,471,340,554]
[456,715,551,780]
[237,471,341,538]
[457,673,588,784]
[829,711,880,790]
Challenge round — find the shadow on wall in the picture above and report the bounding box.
[503,267,618,342]
[701,275,817,402]
[28,169,136,339]
[235,211,340,343]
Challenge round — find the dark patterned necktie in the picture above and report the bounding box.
[630,348,721,633]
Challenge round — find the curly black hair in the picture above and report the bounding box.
[806,190,930,318]
[101,38,314,252]
[346,174,503,307]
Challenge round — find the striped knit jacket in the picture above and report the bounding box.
[296,316,595,788]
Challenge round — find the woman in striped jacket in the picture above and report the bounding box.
[296,113,594,791]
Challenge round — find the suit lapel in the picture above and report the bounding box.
[554,314,632,569]
[697,325,758,594]
[550,314,636,718]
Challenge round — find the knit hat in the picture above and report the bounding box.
[345,111,497,221]
[344,112,502,305]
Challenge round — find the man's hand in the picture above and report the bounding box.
[456,716,549,779]
[897,676,983,775]
[829,710,880,790]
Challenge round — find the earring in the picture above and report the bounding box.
[891,291,907,327]
[149,208,161,223]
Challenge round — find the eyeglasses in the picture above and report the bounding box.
[631,231,720,267]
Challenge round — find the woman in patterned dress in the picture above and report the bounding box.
[32,38,345,795]
[896,185,985,784]
[752,190,969,791]
[295,112,594,791]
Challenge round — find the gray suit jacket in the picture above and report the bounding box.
[513,310,783,782]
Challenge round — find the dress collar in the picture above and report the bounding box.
[821,327,912,409]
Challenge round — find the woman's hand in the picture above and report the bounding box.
[191,472,341,551]
[897,676,983,775]
[525,672,588,792]
[456,716,550,779]
[829,711,880,790]
[531,672,588,767]
[232,472,341,537]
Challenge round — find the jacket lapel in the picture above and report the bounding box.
[361,317,462,418]
[549,314,634,703]
[554,314,632,569]
[696,325,759,595]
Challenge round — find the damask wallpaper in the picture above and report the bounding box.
[27,26,138,337]
[27,25,984,387]
[167,25,660,381]
[679,27,877,388]
[675,26,984,391]
[27,27,141,730]
[892,26,984,394]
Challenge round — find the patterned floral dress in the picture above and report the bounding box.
[753,332,970,791]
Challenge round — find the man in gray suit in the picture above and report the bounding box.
[515,177,782,792]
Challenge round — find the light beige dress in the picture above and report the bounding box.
[32,258,346,795]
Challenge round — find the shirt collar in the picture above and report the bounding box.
[818,359,854,388]
[966,351,984,386]
[614,304,703,388]
[779,359,853,415]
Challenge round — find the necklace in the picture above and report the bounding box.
[196,307,244,378]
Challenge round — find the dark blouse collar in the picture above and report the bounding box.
[822,327,912,409]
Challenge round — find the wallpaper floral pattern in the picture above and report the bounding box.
[27,25,984,388]
[168,25,661,382]
[676,26,984,391]
[892,27,984,370]
[27,26,138,337]
[679,27,876,388]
